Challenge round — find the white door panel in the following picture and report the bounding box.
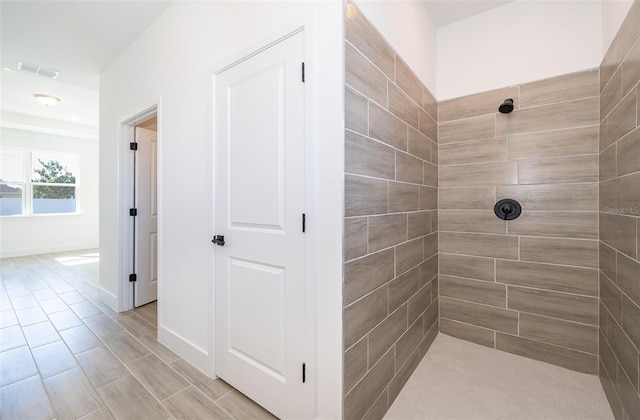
[134,127,158,307]
[215,31,311,419]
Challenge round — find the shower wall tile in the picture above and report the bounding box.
[439,67,603,380]
[599,7,640,416]
[507,126,599,160]
[519,69,598,108]
[439,86,519,122]
[343,2,438,418]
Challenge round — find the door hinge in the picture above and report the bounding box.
[129,142,138,151]
[129,208,137,217]
[129,273,137,282]
[302,363,306,383]
[302,213,306,233]
[301,62,305,83]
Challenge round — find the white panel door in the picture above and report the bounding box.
[214,31,312,419]
[134,127,158,307]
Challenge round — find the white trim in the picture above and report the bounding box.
[0,242,99,259]
[97,285,118,310]
[158,325,212,375]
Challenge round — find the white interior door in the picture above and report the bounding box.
[214,31,312,419]
[134,126,158,307]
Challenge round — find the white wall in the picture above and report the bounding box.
[0,127,99,258]
[99,2,343,417]
[602,0,634,56]
[437,0,602,100]
[354,0,437,94]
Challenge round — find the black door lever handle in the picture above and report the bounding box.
[212,235,225,246]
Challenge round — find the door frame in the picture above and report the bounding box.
[211,16,317,415]
[116,103,160,312]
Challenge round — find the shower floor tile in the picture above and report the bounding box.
[386,333,613,420]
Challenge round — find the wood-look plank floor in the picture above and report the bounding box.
[0,250,277,420]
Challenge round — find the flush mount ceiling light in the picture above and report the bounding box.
[33,94,61,107]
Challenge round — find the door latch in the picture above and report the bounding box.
[212,235,225,246]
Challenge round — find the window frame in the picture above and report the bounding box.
[0,147,80,217]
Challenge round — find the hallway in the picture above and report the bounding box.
[0,250,276,420]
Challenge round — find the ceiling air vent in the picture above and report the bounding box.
[16,61,59,79]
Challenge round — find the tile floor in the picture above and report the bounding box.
[385,333,614,420]
[0,250,277,420]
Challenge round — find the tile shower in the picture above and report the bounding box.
[343,1,640,419]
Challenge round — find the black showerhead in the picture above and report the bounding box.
[499,98,514,113]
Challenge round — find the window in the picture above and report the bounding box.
[0,149,78,216]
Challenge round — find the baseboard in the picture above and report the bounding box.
[0,242,99,258]
[97,286,118,310]
[158,325,213,376]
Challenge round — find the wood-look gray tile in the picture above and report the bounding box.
[408,211,431,239]
[439,187,495,210]
[368,305,407,367]
[15,306,47,326]
[508,125,599,160]
[423,162,438,187]
[395,238,423,275]
[0,325,26,352]
[419,255,438,286]
[344,286,388,349]
[389,182,419,213]
[11,295,38,310]
[439,114,495,144]
[604,89,637,149]
[617,362,640,419]
[617,252,640,304]
[395,318,423,372]
[407,283,432,324]
[97,375,170,420]
[396,151,423,184]
[344,248,394,306]
[101,330,150,363]
[346,87,368,135]
[496,97,598,136]
[368,214,407,253]
[439,137,507,166]
[621,294,640,351]
[31,340,78,378]
[520,237,598,268]
[407,127,431,161]
[0,345,37,386]
[345,2,395,79]
[217,389,278,420]
[608,317,639,391]
[395,55,423,106]
[76,346,128,388]
[163,386,232,420]
[600,242,617,282]
[440,275,506,308]
[170,359,233,402]
[496,183,597,211]
[439,232,518,259]
[602,66,623,121]
[617,127,640,176]
[601,143,617,181]
[44,367,104,420]
[389,267,420,313]
[70,301,103,319]
[346,130,395,180]
[389,81,419,129]
[344,336,368,393]
[418,108,437,141]
[345,175,388,217]
[440,161,517,187]
[440,297,518,334]
[496,260,598,296]
[439,210,505,234]
[60,325,103,354]
[439,86,518,122]
[422,86,437,121]
[344,349,394,420]
[440,318,495,348]
[519,313,597,353]
[116,313,155,337]
[507,286,598,325]
[508,211,598,239]
[518,154,598,184]
[78,406,115,420]
[623,35,640,95]
[439,253,494,282]
[83,314,123,337]
[0,375,55,420]
[39,296,68,314]
[0,309,18,328]
[369,102,408,151]
[137,333,180,364]
[601,213,637,258]
[495,333,597,374]
[126,353,189,400]
[22,321,60,348]
[345,217,368,262]
[345,42,387,106]
[519,69,598,108]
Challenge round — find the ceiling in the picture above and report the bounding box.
[0,0,513,131]
[0,0,173,129]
